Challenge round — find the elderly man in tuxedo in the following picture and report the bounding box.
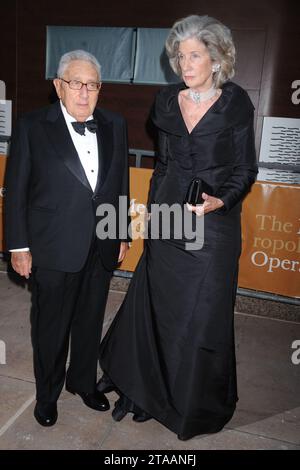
[5,50,130,426]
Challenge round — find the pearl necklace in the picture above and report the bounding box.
[188,86,217,104]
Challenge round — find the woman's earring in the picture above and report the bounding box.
[212,63,220,73]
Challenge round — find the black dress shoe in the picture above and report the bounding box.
[177,433,190,441]
[111,398,128,422]
[67,387,110,412]
[132,411,152,423]
[178,424,224,440]
[34,402,57,427]
[97,374,116,394]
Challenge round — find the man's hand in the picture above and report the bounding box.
[11,251,32,279]
[118,242,129,263]
[186,193,224,216]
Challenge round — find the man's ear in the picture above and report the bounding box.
[53,79,61,99]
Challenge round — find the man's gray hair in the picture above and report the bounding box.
[166,15,235,88]
[57,50,101,80]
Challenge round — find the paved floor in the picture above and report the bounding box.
[0,267,299,450]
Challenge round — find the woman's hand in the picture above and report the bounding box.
[186,193,224,216]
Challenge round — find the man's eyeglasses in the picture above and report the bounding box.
[60,78,101,91]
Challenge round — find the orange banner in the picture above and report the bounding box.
[0,155,7,252]
[120,170,300,299]
[119,167,153,272]
[239,182,300,298]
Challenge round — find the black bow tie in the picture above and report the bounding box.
[71,119,98,135]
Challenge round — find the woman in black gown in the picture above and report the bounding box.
[98,14,258,440]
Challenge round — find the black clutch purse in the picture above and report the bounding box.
[185,178,211,205]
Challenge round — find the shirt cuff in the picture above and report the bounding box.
[10,248,30,252]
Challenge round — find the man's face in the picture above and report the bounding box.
[53,60,101,122]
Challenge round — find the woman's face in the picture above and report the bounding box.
[178,37,214,91]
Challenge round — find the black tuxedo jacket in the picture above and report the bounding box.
[5,100,130,272]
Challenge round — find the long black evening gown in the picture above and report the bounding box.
[99,81,257,440]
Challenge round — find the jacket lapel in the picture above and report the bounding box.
[42,101,92,192]
[93,108,114,194]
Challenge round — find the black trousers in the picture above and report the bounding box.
[30,242,112,404]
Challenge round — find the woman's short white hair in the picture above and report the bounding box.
[57,50,101,80]
[166,15,235,88]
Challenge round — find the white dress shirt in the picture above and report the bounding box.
[60,101,99,191]
[11,101,99,252]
